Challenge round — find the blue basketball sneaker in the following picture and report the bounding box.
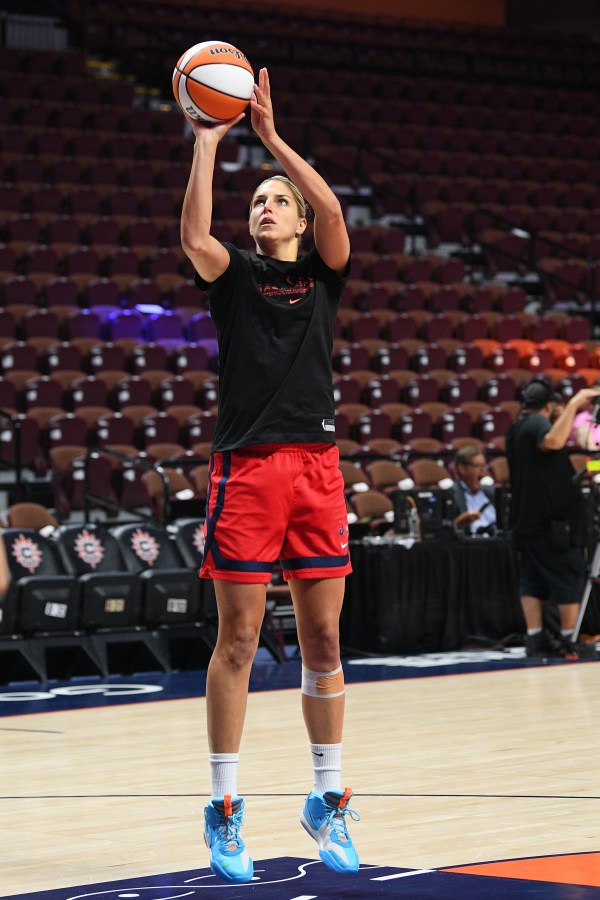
[300,787,360,874]
[204,794,253,884]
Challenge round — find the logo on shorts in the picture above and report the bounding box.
[322,418,335,432]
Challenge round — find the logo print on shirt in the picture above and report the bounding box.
[257,274,314,304]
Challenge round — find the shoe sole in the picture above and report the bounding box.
[204,829,254,884]
[209,860,254,884]
[300,812,359,875]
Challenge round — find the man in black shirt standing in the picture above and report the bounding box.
[507,379,600,658]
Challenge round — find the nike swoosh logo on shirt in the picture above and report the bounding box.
[289,297,302,304]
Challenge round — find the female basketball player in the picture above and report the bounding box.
[180,67,359,884]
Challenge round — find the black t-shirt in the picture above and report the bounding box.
[506,412,585,547]
[194,243,349,451]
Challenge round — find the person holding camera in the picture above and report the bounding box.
[506,380,600,658]
[571,389,600,451]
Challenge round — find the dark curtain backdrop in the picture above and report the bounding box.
[341,540,600,655]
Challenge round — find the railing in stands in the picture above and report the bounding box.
[469,206,599,322]
[0,408,25,502]
[83,445,206,525]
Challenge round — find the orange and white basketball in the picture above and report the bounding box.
[172,40,254,123]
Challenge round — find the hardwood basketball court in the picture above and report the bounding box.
[1,651,599,898]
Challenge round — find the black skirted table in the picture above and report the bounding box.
[340,537,600,655]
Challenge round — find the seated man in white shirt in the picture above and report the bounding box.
[449,445,497,535]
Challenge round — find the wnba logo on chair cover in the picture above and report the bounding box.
[130,528,160,565]
[74,529,105,570]
[10,533,42,573]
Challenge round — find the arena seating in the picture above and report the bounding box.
[0,7,599,533]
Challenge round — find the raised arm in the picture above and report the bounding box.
[180,113,244,282]
[250,68,350,274]
[540,388,599,451]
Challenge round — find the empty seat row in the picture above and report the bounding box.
[0,305,215,344]
[1,213,183,250]
[0,335,594,400]
[336,434,504,464]
[0,275,204,310]
[49,444,211,520]
[0,375,218,423]
[0,70,135,105]
[335,310,567,343]
[0,337,216,377]
[340,455,510,496]
[332,338,597,377]
[0,183,183,219]
[0,404,218,475]
[5,244,190,283]
[349,252,467,284]
[0,518,210,637]
[334,368,565,407]
[3,304,568,346]
[0,331,595,397]
[0,103,173,138]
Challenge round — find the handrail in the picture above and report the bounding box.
[469,206,596,264]
[83,446,158,523]
[0,407,24,502]
[83,446,208,525]
[468,206,597,319]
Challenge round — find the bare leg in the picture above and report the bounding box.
[520,594,543,630]
[206,580,266,753]
[558,603,580,632]
[290,577,346,744]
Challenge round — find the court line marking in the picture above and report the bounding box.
[2,656,599,724]
[439,849,600,869]
[185,859,323,888]
[0,726,64,734]
[372,868,434,881]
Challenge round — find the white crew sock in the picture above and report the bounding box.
[527,628,542,636]
[310,742,342,793]
[209,752,239,799]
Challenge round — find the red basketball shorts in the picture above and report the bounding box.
[199,443,352,584]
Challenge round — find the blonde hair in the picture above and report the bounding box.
[249,175,307,219]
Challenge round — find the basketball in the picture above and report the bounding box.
[172,40,254,124]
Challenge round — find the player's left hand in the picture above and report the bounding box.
[251,67,277,142]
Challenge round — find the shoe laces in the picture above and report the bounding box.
[214,808,244,851]
[325,801,361,841]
